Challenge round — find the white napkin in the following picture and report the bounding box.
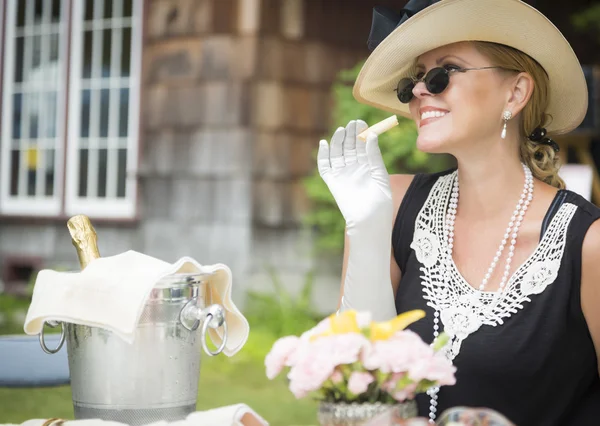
[23,250,249,356]
[2,404,269,426]
[183,404,268,426]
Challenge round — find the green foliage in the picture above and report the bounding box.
[0,293,32,335]
[303,60,450,253]
[572,4,600,40]
[244,266,323,339]
[0,264,69,336]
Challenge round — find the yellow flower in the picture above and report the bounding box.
[310,310,361,341]
[370,309,425,341]
[309,309,426,342]
[329,310,361,334]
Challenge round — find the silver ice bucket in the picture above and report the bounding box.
[38,272,228,425]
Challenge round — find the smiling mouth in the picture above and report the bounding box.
[419,111,449,127]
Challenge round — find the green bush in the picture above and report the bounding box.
[303,60,451,253]
[0,293,32,335]
[244,266,323,340]
[572,4,600,38]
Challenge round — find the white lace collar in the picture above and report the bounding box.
[411,171,577,359]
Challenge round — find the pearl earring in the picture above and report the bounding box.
[501,110,512,139]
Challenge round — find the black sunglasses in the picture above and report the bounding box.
[395,66,519,104]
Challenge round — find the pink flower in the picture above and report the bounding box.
[348,371,374,395]
[287,350,336,398]
[392,384,417,402]
[299,317,331,340]
[331,369,344,384]
[264,336,300,379]
[328,333,370,366]
[285,333,370,399]
[362,330,434,373]
[409,354,456,386]
[263,311,456,402]
[383,373,418,402]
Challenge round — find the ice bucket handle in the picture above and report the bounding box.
[39,320,66,354]
[179,299,228,357]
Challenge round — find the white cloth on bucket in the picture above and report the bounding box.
[1,404,269,426]
[23,250,249,357]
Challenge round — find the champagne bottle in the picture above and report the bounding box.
[67,214,101,269]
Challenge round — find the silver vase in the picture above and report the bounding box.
[317,400,418,426]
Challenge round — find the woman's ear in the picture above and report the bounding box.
[506,72,534,116]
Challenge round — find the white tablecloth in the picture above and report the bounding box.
[1,404,269,426]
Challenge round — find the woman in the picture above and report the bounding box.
[317,0,600,424]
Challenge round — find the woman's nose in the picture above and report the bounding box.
[412,80,433,99]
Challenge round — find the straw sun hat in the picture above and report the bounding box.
[353,0,588,135]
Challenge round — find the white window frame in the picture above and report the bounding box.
[0,0,69,216]
[65,0,143,219]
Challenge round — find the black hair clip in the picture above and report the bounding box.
[528,127,560,153]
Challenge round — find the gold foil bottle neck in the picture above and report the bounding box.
[67,215,101,269]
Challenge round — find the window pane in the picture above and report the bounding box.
[117,148,126,198]
[50,33,60,62]
[32,35,42,69]
[10,150,19,196]
[82,30,93,79]
[80,89,91,137]
[79,149,89,197]
[17,1,26,27]
[51,0,61,23]
[15,37,24,83]
[119,88,129,137]
[45,149,56,196]
[100,89,109,137]
[34,0,43,24]
[27,146,37,196]
[29,92,39,138]
[102,29,112,78]
[12,93,22,139]
[104,0,113,19]
[98,148,108,198]
[123,0,133,18]
[44,92,58,138]
[121,27,131,77]
[84,0,95,21]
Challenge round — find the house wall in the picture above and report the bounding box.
[138,0,376,311]
[138,0,254,306]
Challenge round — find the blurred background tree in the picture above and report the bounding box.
[303,61,451,254]
[572,4,600,39]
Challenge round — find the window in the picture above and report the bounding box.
[0,0,143,218]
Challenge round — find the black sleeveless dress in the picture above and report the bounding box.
[392,169,600,425]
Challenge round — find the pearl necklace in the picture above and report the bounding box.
[445,163,534,291]
[428,164,534,423]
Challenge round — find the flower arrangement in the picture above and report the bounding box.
[264,309,456,404]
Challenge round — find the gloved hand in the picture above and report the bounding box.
[317,120,397,321]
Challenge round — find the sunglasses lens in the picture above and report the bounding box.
[396,78,415,104]
[425,67,450,94]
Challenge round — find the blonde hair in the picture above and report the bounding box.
[472,41,565,189]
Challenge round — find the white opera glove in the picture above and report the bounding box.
[317,120,397,321]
